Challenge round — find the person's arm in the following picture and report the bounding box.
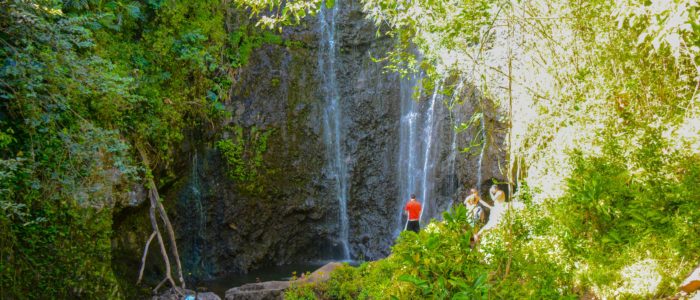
[496,190,505,202]
[478,198,492,209]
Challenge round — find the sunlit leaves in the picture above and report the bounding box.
[361,0,496,78]
[357,0,700,297]
[233,0,323,29]
[614,0,700,69]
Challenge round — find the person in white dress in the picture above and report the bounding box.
[475,185,507,241]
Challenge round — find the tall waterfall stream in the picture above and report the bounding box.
[318,0,351,260]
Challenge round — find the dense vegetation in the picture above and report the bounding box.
[2,0,699,298]
[0,0,287,297]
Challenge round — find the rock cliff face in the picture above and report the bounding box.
[112,0,507,285]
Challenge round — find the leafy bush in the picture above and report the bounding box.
[287,205,575,299]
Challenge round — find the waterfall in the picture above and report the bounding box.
[476,106,487,191]
[445,80,464,211]
[395,73,421,236]
[396,76,450,233]
[445,123,458,214]
[418,83,442,223]
[318,0,350,260]
[185,150,208,278]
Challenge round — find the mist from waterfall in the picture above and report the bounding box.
[318,0,350,260]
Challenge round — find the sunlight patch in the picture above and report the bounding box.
[601,259,663,298]
[424,222,441,234]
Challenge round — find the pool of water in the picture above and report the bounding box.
[196,262,329,298]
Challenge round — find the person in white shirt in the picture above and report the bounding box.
[463,188,484,227]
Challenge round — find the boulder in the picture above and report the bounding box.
[297,262,343,283]
[224,281,290,300]
[154,287,221,300]
[225,262,344,300]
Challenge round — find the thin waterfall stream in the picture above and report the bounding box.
[418,82,442,223]
[183,150,208,279]
[446,80,465,212]
[318,0,350,260]
[476,104,487,191]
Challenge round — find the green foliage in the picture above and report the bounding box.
[0,0,287,297]
[286,282,319,300]
[547,124,700,296]
[362,0,495,83]
[229,29,284,68]
[233,0,323,29]
[0,2,144,296]
[1,199,118,298]
[287,206,575,299]
[216,126,273,192]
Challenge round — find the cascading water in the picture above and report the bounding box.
[318,0,350,260]
[396,76,449,233]
[445,80,465,210]
[476,105,487,191]
[182,151,208,278]
[395,72,421,235]
[418,82,442,223]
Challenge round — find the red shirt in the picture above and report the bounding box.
[405,200,422,221]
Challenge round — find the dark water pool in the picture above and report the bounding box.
[195,262,329,298]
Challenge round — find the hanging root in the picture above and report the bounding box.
[149,188,177,294]
[153,179,185,288]
[137,231,156,285]
[135,145,186,295]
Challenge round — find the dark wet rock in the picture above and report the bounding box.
[126,183,147,207]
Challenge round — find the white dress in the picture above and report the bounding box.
[477,191,506,234]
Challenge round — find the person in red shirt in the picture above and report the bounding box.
[404,194,422,233]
